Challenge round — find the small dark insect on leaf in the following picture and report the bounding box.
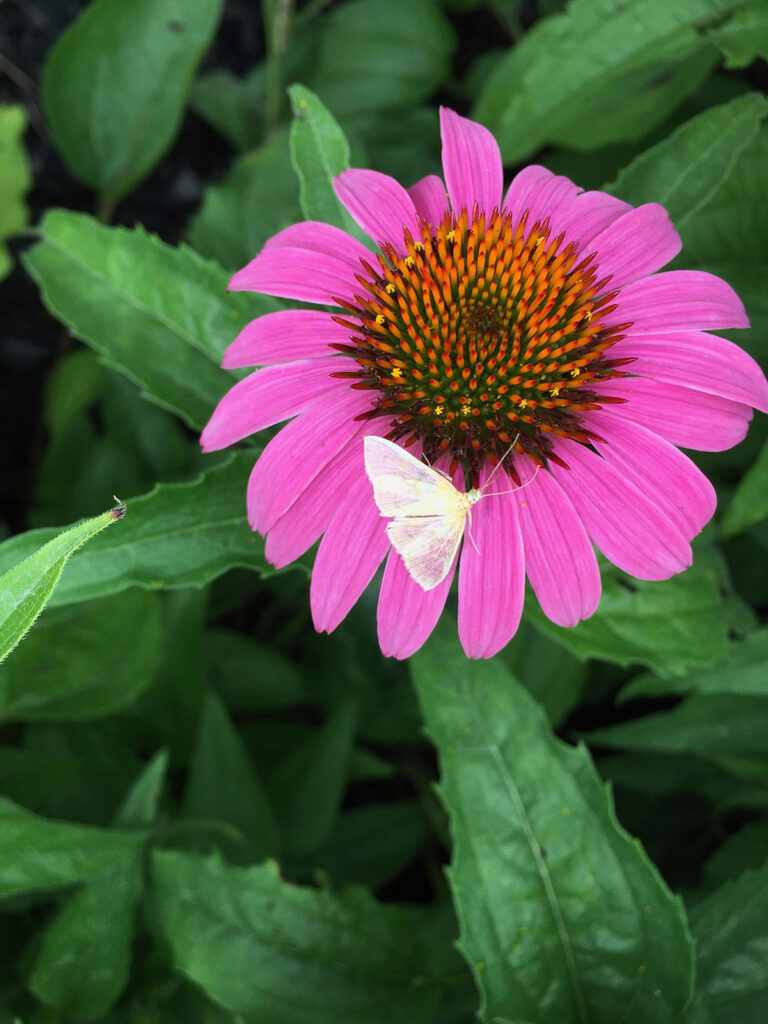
[168,19,185,33]
[539,847,548,860]
[111,495,127,520]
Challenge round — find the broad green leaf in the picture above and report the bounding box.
[608,93,768,227]
[0,797,143,898]
[705,5,768,67]
[524,551,753,678]
[184,692,280,862]
[0,589,162,722]
[586,695,768,783]
[411,620,695,1024]
[268,698,357,857]
[288,84,364,238]
[311,0,455,118]
[114,750,169,830]
[23,210,277,430]
[721,441,768,536]
[42,0,222,199]
[28,852,143,1020]
[500,617,586,728]
[0,501,124,665]
[204,629,306,712]
[472,0,733,162]
[316,800,427,890]
[0,454,283,608]
[187,128,302,271]
[690,859,768,1023]
[0,105,31,281]
[619,629,768,702]
[152,850,442,1024]
[703,819,768,890]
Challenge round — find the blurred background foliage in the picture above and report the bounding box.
[0,0,767,1021]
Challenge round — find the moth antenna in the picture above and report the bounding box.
[479,433,520,493]
[482,463,541,499]
[467,522,481,557]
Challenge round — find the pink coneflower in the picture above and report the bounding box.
[202,108,768,659]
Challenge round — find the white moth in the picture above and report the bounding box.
[364,435,520,592]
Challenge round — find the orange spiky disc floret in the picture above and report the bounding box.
[331,206,631,478]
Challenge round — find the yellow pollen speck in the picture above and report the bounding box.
[405,256,415,268]
[637,965,646,975]
[386,283,396,294]
[461,405,471,416]
[375,314,386,325]
[535,236,546,246]
[586,874,595,885]
[570,368,581,377]
[562,806,570,816]
[391,367,403,379]
[447,230,455,242]
[435,405,444,415]
[551,386,561,396]
[414,242,423,251]
[520,399,529,408]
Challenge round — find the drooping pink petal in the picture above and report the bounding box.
[553,190,632,249]
[503,165,582,228]
[246,389,374,533]
[334,169,421,252]
[223,310,352,369]
[440,107,503,218]
[583,411,717,535]
[265,435,370,569]
[591,204,681,289]
[609,331,768,414]
[592,378,752,452]
[456,461,524,657]
[549,439,693,581]
[229,222,369,304]
[606,271,749,333]
[311,475,390,634]
[201,357,351,452]
[513,459,601,628]
[377,548,456,659]
[407,174,449,226]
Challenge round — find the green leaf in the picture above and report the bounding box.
[204,629,306,712]
[410,619,695,1024]
[608,93,768,227]
[268,698,357,858]
[703,819,768,890]
[586,695,768,783]
[114,750,169,830]
[23,210,277,430]
[288,84,364,238]
[0,105,31,281]
[310,0,454,119]
[705,5,768,67]
[0,589,162,722]
[0,454,283,608]
[690,859,768,1023]
[42,0,222,199]
[187,128,302,271]
[500,617,586,728]
[0,501,124,665]
[472,0,731,162]
[28,852,143,1019]
[184,692,280,862]
[524,550,753,678]
[618,629,768,703]
[152,850,441,1024]
[721,440,768,536]
[0,796,143,898]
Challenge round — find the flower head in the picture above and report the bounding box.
[202,108,768,659]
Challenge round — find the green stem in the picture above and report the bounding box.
[263,0,295,133]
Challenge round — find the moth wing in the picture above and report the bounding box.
[386,511,466,591]
[364,436,460,517]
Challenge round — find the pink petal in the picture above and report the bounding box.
[549,439,692,581]
[311,475,390,634]
[265,438,366,569]
[592,378,752,453]
[260,221,370,264]
[229,247,360,305]
[201,357,350,452]
[246,389,374,533]
[583,411,717,535]
[334,169,421,253]
[554,191,632,250]
[609,331,768,414]
[607,271,749,334]
[377,548,456,660]
[513,459,601,628]
[591,204,681,289]
[440,107,503,219]
[503,165,582,229]
[407,174,449,226]
[456,460,524,657]
[223,311,352,369]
